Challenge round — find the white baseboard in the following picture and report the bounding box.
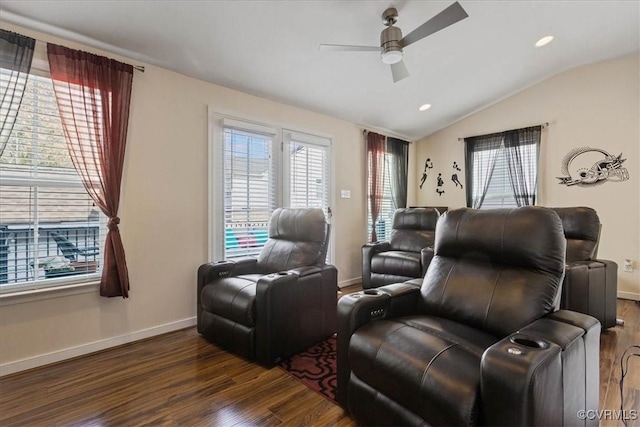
[338,277,361,288]
[618,291,640,301]
[0,317,197,377]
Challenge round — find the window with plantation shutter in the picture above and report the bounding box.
[222,123,276,259]
[0,69,105,293]
[284,130,331,213]
[284,130,332,260]
[210,115,333,262]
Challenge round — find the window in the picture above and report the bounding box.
[222,123,276,259]
[284,130,331,212]
[210,115,332,261]
[0,64,104,293]
[366,155,395,242]
[366,133,409,242]
[465,126,541,209]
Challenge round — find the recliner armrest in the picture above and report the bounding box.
[562,259,618,328]
[420,246,434,277]
[362,241,392,260]
[362,241,392,250]
[198,261,235,286]
[197,258,259,305]
[481,310,600,426]
[287,266,322,277]
[362,241,392,288]
[336,283,421,408]
[254,272,300,366]
[233,257,260,275]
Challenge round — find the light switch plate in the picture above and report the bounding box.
[340,190,351,199]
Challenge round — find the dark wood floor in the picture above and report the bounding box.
[0,296,638,426]
[600,299,640,427]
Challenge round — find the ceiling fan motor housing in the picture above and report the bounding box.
[380,26,403,64]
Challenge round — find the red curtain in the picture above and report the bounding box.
[367,131,386,242]
[47,43,133,298]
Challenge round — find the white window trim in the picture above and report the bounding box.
[0,279,100,306]
[207,108,335,264]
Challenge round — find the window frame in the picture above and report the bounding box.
[465,131,540,209]
[208,109,334,263]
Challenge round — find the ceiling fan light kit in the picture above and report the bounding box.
[380,25,403,64]
[319,2,469,83]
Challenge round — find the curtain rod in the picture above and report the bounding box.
[27,34,146,72]
[457,122,548,142]
[363,129,412,143]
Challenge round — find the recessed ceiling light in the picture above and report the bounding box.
[419,104,432,111]
[535,36,554,48]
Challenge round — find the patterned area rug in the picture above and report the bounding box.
[278,335,337,403]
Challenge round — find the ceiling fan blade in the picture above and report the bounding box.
[400,2,469,48]
[390,60,409,83]
[319,44,380,52]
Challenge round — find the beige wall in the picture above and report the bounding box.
[0,23,368,370]
[413,53,640,300]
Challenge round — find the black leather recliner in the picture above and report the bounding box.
[552,207,620,329]
[338,207,600,426]
[197,208,337,367]
[362,208,439,289]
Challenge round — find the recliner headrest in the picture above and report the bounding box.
[435,207,565,275]
[392,208,440,230]
[550,207,601,262]
[258,208,328,272]
[268,208,327,244]
[551,207,600,243]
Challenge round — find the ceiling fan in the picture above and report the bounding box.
[319,2,469,83]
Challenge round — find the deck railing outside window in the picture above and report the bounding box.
[0,222,100,286]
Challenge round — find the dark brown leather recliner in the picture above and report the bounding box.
[362,208,439,289]
[338,207,600,426]
[197,208,337,367]
[552,207,620,329]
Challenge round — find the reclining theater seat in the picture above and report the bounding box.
[338,207,600,426]
[197,208,337,367]
[362,207,439,289]
[552,207,620,329]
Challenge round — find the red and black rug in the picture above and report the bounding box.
[278,335,337,403]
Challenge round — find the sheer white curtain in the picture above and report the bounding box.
[0,30,35,157]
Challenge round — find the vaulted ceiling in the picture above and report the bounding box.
[2,1,638,140]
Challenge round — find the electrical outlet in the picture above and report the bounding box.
[623,259,634,273]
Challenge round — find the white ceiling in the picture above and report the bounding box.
[1,1,638,140]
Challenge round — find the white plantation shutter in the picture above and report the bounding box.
[222,121,277,258]
[284,130,331,213]
[0,71,104,292]
[284,130,332,261]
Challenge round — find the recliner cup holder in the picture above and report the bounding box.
[509,335,547,349]
[363,289,383,295]
[268,272,290,278]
